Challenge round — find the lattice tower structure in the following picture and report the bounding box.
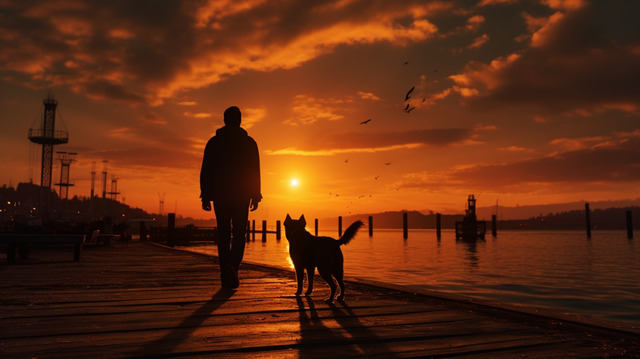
[108,175,120,201]
[54,151,76,199]
[101,160,108,198]
[28,95,69,189]
[90,161,96,198]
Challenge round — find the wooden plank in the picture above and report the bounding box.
[1,241,638,359]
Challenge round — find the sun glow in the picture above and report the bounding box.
[290,178,299,187]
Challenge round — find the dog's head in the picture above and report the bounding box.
[284,214,307,241]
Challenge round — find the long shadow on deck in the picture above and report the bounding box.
[297,296,399,358]
[125,288,235,358]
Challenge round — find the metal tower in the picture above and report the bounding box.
[107,175,120,201]
[158,192,166,216]
[28,94,69,189]
[101,160,108,198]
[90,161,96,198]
[54,151,76,200]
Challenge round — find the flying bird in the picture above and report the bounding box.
[360,119,372,125]
[385,162,391,165]
[403,105,415,113]
[403,103,410,111]
[345,159,349,163]
[404,61,409,65]
[404,86,415,101]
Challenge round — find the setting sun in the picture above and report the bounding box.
[290,178,299,187]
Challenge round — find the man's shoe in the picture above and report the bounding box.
[221,264,239,289]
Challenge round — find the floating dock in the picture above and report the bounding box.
[1,241,639,358]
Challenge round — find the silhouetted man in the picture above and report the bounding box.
[200,106,261,289]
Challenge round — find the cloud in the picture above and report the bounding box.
[266,143,423,156]
[140,112,168,125]
[357,91,381,101]
[183,112,212,119]
[477,0,518,6]
[468,33,489,49]
[0,0,445,106]
[499,145,532,152]
[407,131,640,191]
[285,95,350,125]
[465,15,485,32]
[241,107,266,129]
[443,1,640,115]
[266,128,474,155]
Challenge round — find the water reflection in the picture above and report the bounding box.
[456,238,484,269]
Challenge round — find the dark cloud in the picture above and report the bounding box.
[448,137,640,189]
[0,0,447,105]
[269,128,473,154]
[451,1,640,114]
[323,128,473,149]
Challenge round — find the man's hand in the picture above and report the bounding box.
[202,200,211,211]
[249,198,259,212]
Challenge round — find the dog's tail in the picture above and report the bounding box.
[339,220,364,245]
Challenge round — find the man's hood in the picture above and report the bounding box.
[216,126,248,137]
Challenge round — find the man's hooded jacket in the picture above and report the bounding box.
[200,125,261,204]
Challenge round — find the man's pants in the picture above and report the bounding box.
[213,200,250,271]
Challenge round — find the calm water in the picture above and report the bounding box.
[183,229,640,327]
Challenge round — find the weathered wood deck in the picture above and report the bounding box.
[1,240,639,358]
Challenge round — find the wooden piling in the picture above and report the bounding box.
[338,216,343,237]
[246,222,251,242]
[368,216,373,236]
[167,213,175,247]
[585,203,591,238]
[315,218,319,236]
[139,221,147,241]
[492,215,497,237]
[261,220,267,242]
[276,220,281,240]
[436,213,441,239]
[626,210,633,239]
[403,212,408,239]
[252,220,256,241]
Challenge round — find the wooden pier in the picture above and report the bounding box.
[1,241,639,358]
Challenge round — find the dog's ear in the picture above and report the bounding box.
[285,214,292,224]
[299,214,306,227]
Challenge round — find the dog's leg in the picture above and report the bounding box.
[318,269,337,303]
[336,274,346,302]
[295,266,305,295]
[304,266,314,296]
[335,257,346,301]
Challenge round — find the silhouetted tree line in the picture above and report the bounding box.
[497,207,640,230]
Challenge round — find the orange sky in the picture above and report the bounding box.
[1,0,640,222]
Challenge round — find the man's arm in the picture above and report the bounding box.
[200,139,214,211]
[249,138,262,210]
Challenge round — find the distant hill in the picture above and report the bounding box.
[321,206,640,230]
[474,198,640,220]
[325,211,464,230]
